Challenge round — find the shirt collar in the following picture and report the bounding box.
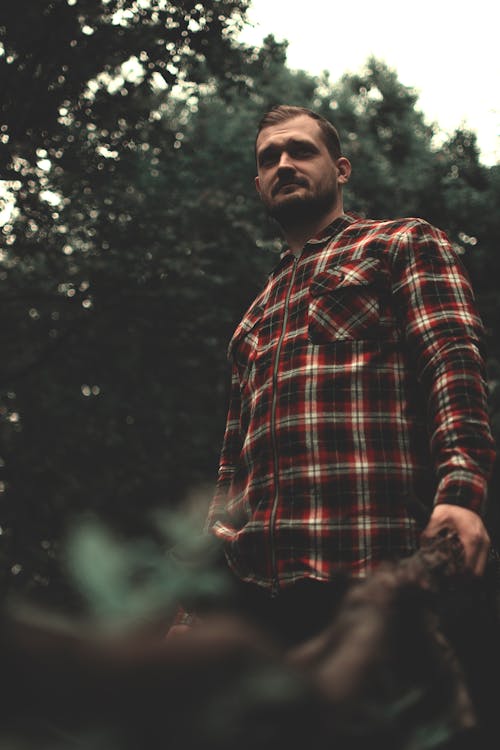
[275,212,361,268]
[307,212,361,244]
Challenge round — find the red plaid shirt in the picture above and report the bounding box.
[206,214,495,594]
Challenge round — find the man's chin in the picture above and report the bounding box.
[267,195,330,226]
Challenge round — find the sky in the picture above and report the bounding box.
[238,0,500,165]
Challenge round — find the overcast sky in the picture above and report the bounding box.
[238,0,500,165]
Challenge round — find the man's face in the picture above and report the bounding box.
[254,115,350,228]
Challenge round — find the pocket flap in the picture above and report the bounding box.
[310,257,387,297]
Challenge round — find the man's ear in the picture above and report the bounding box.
[254,175,261,195]
[336,157,352,185]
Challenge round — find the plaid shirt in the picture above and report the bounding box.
[206,214,495,595]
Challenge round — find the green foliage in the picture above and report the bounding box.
[0,0,254,600]
[316,58,437,219]
[64,512,228,629]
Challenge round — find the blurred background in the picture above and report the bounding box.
[1,0,499,608]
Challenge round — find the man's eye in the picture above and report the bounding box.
[260,152,278,166]
[291,145,313,157]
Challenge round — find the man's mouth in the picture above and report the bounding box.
[273,180,306,196]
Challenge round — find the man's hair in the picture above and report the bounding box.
[256,105,342,161]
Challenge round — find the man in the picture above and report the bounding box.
[173,105,495,645]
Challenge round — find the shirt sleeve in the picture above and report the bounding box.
[205,365,243,531]
[390,219,495,515]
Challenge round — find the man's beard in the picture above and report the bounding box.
[264,186,338,230]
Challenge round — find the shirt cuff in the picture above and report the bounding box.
[434,470,489,516]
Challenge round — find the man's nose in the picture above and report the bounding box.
[277,151,295,171]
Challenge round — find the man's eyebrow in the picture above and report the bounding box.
[257,138,318,164]
[287,138,317,149]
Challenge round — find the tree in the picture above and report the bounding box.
[0,0,252,600]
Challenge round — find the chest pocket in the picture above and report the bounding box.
[228,303,265,387]
[308,257,390,343]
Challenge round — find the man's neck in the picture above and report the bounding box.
[282,206,345,256]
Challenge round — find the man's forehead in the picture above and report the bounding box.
[256,115,323,152]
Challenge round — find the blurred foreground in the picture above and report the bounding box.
[1,529,499,750]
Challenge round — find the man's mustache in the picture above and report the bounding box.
[272,177,308,196]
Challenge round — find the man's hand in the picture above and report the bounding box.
[421,503,490,576]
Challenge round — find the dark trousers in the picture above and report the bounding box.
[203,570,353,648]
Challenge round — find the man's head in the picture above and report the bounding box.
[254,105,351,230]
[256,105,343,161]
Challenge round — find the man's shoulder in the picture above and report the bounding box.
[342,215,438,237]
[316,216,453,271]
[330,216,449,257]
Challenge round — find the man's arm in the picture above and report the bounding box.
[391,220,496,574]
[205,365,244,533]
